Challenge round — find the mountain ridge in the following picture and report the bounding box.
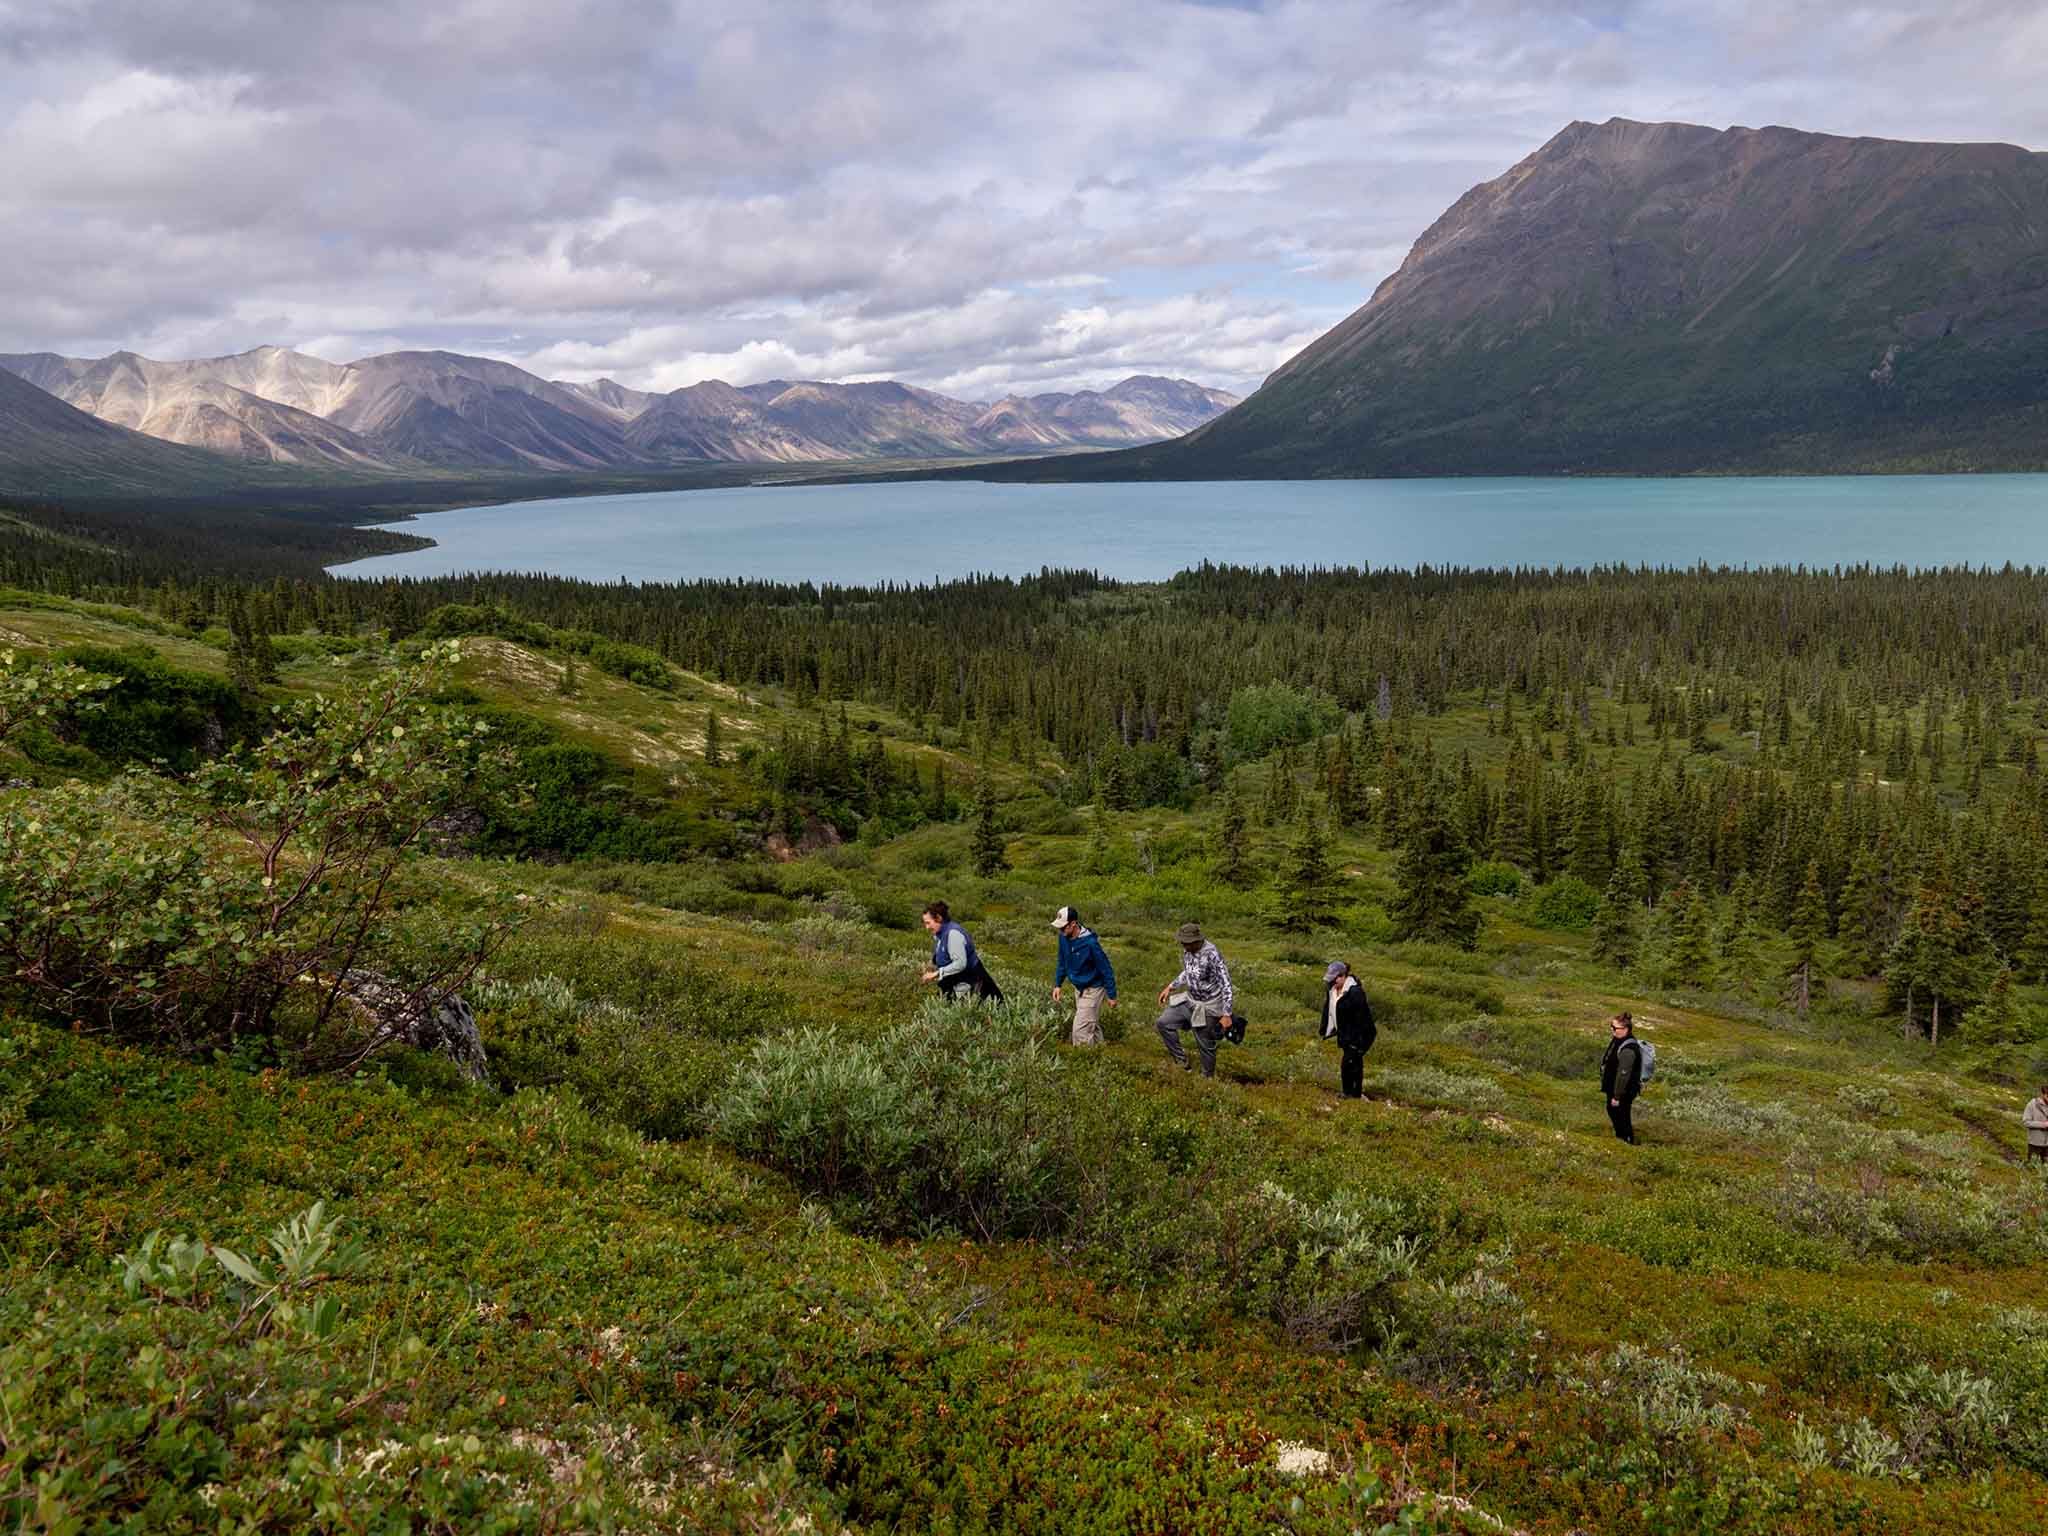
[1,345,1238,474]
[1063,116,2048,479]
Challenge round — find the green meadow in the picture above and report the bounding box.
[4,567,2048,1535]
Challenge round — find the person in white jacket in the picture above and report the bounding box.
[2024,1085,2048,1165]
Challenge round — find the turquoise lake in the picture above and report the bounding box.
[337,475,2048,584]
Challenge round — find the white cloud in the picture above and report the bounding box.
[0,0,2043,396]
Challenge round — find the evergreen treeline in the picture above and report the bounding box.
[11,530,2048,1041]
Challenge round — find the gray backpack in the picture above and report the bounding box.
[1630,1038,1656,1086]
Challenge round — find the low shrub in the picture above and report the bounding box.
[0,647,518,1065]
[1568,1344,1756,1441]
[1523,876,1602,932]
[1369,1064,1504,1113]
[1380,1247,1538,1393]
[1465,859,1524,898]
[712,996,1086,1238]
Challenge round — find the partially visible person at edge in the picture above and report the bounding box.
[2024,1083,2048,1164]
[1049,904,1118,1046]
[1320,960,1376,1099]
[1154,921,1234,1078]
[920,901,1003,1002]
[1601,1012,1645,1145]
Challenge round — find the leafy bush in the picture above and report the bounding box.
[1568,1344,1756,1440]
[0,646,518,1063]
[713,997,1084,1238]
[1523,876,1602,931]
[1465,860,1525,898]
[1224,683,1340,761]
[54,644,253,770]
[1380,1247,1537,1393]
[1248,1182,1421,1352]
[0,645,113,749]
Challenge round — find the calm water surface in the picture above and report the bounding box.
[338,476,2048,584]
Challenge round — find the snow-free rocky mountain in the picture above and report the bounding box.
[0,364,280,496]
[1072,118,2048,477]
[0,346,1238,473]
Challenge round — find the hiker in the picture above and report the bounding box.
[1320,960,1375,1099]
[920,901,1004,1002]
[2025,1084,2048,1164]
[1600,1012,1645,1144]
[1050,904,1117,1046]
[1154,921,1234,1077]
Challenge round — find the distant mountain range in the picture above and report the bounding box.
[1051,118,2048,478]
[0,365,286,496]
[0,345,1238,477]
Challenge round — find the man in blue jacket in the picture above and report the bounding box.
[1049,904,1118,1045]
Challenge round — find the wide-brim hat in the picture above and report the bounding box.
[1175,921,1205,945]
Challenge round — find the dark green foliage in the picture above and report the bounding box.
[1465,859,1524,899]
[1591,857,1645,968]
[1215,781,1251,885]
[969,771,1008,877]
[1224,682,1339,761]
[1392,781,1479,949]
[51,645,252,771]
[1528,875,1602,933]
[1275,804,1335,933]
[1664,880,1716,989]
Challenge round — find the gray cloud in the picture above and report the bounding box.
[0,0,2042,397]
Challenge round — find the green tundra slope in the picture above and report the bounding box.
[4,583,2048,1532]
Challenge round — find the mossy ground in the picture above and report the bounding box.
[5,592,2047,1533]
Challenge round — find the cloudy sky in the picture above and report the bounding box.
[3,0,2045,399]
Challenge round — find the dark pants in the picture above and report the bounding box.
[940,961,1004,1004]
[1607,1097,1636,1144]
[1340,1047,1366,1098]
[2030,1143,2048,1164]
[1156,1001,1220,1076]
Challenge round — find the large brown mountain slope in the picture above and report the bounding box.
[1089,118,2048,477]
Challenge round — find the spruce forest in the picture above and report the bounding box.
[5,498,2048,1533]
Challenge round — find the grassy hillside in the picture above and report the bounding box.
[5,589,2048,1533]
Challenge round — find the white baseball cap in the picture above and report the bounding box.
[1050,905,1080,929]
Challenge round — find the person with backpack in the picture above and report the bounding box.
[2024,1084,2048,1164]
[1154,921,1234,1077]
[921,901,1004,1002]
[1600,1012,1651,1144]
[1319,960,1376,1098]
[1049,904,1117,1045]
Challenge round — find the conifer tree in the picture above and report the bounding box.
[1392,779,1479,949]
[1565,770,1612,889]
[1719,870,1761,980]
[1785,860,1828,1017]
[1261,745,1298,826]
[970,770,1008,877]
[1591,854,1645,970]
[1836,842,1889,974]
[702,708,721,765]
[1276,804,1335,933]
[1970,962,2026,1044]
[1664,880,1715,988]
[1100,749,1135,811]
[1216,782,1251,886]
[926,759,948,822]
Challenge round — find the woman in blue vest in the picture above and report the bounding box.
[920,901,1005,1002]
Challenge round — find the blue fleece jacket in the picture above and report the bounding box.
[1053,927,1117,999]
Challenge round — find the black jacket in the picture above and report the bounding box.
[1323,981,1377,1052]
[1601,1036,1643,1101]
